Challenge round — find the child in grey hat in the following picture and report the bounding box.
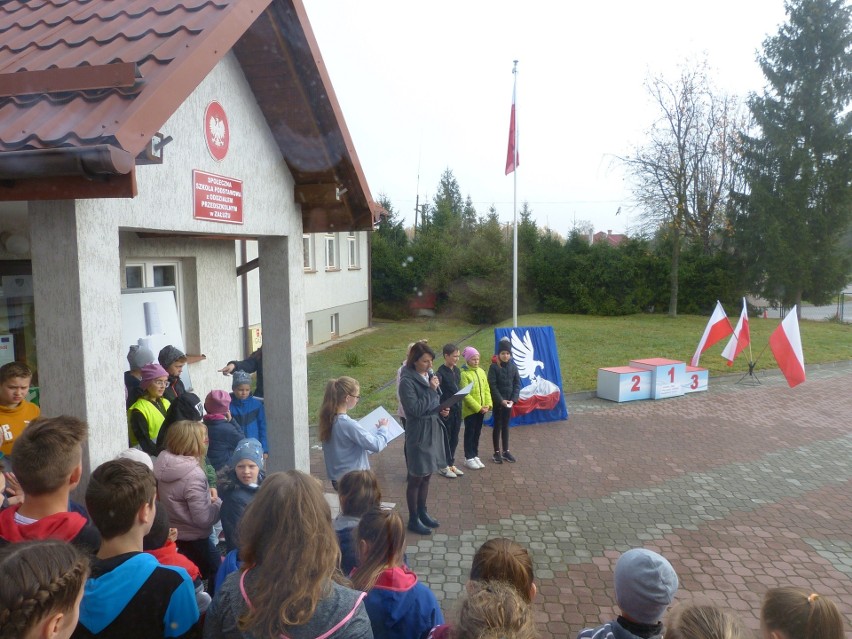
[577,547,678,639]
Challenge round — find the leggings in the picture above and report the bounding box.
[443,414,461,467]
[406,473,432,520]
[492,404,511,452]
[177,537,221,594]
[463,412,484,460]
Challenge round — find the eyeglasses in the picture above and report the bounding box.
[151,380,169,387]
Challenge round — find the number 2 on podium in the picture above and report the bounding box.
[631,375,641,392]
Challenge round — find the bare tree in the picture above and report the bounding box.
[622,61,743,316]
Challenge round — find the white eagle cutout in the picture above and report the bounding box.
[510,329,544,382]
[209,116,226,147]
[509,329,561,406]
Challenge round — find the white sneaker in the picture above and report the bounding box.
[465,458,480,470]
[438,466,457,478]
[474,457,486,469]
[450,465,464,476]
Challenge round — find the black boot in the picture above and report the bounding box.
[408,515,432,535]
[418,509,440,528]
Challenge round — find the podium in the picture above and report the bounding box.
[596,366,652,403]
[683,366,708,393]
[629,358,686,399]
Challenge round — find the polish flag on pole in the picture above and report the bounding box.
[690,301,733,367]
[505,79,518,175]
[721,297,750,366]
[769,306,806,388]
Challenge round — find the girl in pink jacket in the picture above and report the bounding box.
[154,419,222,592]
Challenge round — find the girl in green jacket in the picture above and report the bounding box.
[459,347,491,470]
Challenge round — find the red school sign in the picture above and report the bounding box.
[192,169,243,224]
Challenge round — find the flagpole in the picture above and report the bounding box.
[511,60,519,328]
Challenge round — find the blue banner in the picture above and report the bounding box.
[493,325,568,426]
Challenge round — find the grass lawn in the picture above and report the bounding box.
[306,313,852,423]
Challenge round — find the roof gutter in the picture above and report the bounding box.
[0,145,135,181]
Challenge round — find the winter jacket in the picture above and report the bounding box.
[228,348,263,398]
[577,619,665,639]
[487,357,521,405]
[205,416,244,471]
[124,371,143,410]
[156,392,204,454]
[128,396,170,456]
[334,515,360,576]
[163,375,187,403]
[146,539,201,581]
[322,413,389,482]
[73,552,199,639]
[229,394,268,453]
[0,504,101,553]
[153,451,222,540]
[398,366,445,476]
[362,566,443,639]
[204,571,372,639]
[459,365,491,419]
[217,467,263,553]
[436,364,461,427]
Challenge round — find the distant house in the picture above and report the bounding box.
[592,230,628,247]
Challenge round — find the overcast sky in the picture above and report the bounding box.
[304,1,791,237]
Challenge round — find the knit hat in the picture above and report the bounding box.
[462,346,479,361]
[232,370,252,389]
[143,501,170,551]
[140,363,169,390]
[127,344,155,370]
[115,448,154,471]
[228,438,264,470]
[158,345,187,369]
[614,548,678,624]
[205,389,231,415]
[497,337,512,354]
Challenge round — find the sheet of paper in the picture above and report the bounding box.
[439,381,473,410]
[359,405,404,445]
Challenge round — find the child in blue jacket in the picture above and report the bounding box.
[229,371,268,457]
[351,508,442,639]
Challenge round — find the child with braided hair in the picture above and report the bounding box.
[0,539,89,639]
[761,587,845,639]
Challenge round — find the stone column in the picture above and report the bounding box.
[29,200,125,478]
[257,234,308,472]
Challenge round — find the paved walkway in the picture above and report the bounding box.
[311,364,852,638]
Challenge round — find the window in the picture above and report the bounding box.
[306,319,313,346]
[330,313,339,337]
[324,233,338,270]
[347,232,359,268]
[303,234,315,271]
[124,260,184,334]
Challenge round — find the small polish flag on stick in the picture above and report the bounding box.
[690,301,733,367]
[769,306,806,388]
[721,297,750,366]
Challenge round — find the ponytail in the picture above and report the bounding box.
[351,508,405,591]
[318,377,359,442]
[762,587,845,639]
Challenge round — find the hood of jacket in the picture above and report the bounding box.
[216,466,265,494]
[0,505,86,543]
[154,450,200,483]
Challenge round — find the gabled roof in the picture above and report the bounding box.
[0,0,376,231]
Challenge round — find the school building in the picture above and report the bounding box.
[0,0,378,476]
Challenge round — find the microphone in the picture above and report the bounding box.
[428,368,434,378]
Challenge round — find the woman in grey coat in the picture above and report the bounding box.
[398,341,450,535]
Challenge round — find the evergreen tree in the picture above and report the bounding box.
[370,195,418,313]
[731,0,852,311]
[430,168,464,231]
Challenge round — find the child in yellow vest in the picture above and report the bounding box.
[460,347,491,470]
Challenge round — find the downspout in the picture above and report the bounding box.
[240,240,251,357]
